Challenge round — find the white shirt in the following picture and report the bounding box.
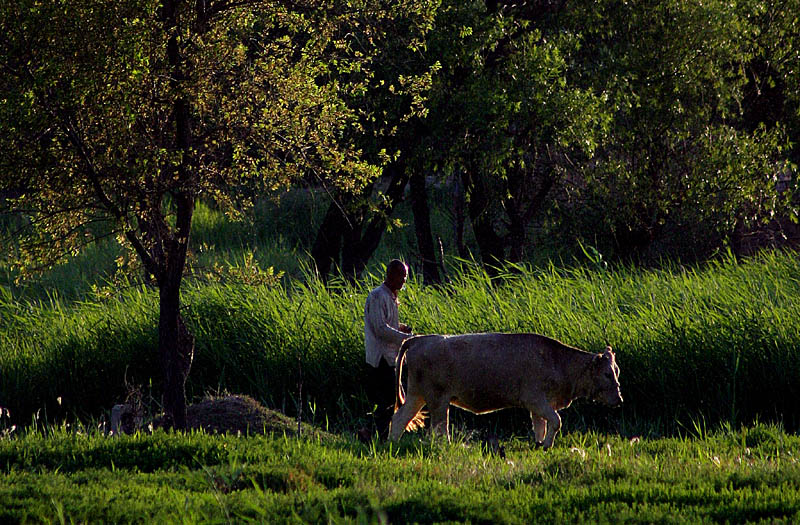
[364,283,410,367]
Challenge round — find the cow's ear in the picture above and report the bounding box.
[605,345,614,356]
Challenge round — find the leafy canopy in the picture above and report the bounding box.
[0,0,437,279]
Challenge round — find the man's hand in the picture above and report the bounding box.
[400,323,412,334]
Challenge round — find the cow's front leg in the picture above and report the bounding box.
[524,398,562,450]
[530,414,547,445]
[428,400,451,442]
[539,408,561,450]
[525,400,562,450]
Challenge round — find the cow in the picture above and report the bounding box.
[389,333,622,449]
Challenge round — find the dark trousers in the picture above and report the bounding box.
[366,357,396,440]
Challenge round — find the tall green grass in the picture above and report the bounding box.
[1,251,799,434]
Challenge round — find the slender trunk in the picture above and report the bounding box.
[158,278,194,429]
[342,161,410,280]
[157,220,195,430]
[310,197,350,280]
[341,214,364,280]
[507,219,526,262]
[471,213,505,270]
[505,163,557,262]
[452,174,468,258]
[409,170,440,285]
[505,164,526,262]
[159,0,197,428]
[462,170,505,270]
[159,193,195,429]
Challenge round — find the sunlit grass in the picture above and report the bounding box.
[0,424,799,523]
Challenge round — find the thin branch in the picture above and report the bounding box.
[6,217,118,257]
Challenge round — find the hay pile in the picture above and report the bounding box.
[147,394,325,437]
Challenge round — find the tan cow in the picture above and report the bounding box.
[390,333,622,449]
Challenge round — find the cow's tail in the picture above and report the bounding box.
[394,336,426,431]
[394,337,411,413]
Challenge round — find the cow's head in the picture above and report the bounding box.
[590,346,623,407]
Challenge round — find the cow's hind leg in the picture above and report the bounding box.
[389,394,425,441]
[530,414,547,446]
[428,400,451,442]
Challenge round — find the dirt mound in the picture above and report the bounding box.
[151,395,325,437]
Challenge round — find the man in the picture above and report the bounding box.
[364,259,413,439]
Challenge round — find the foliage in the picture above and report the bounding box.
[350,0,800,268]
[559,0,798,259]
[417,1,609,263]
[430,3,606,169]
[0,0,382,276]
[2,0,799,286]
[736,0,800,153]
[0,426,799,523]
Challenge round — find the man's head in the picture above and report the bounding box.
[384,259,408,293]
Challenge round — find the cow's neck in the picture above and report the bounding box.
[567,351,595,403]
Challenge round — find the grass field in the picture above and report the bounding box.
[1,424,799,523]
[2,198,800,523]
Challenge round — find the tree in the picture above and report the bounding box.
[311,0,609,277]
[417,0,606,267]
[0,0,430,427]
[560,0,796,260]
[309,5,439,282]
[738,0,800,153]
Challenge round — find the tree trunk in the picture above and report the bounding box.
[158,191,195,429]
[311,162,410,282]
[462,170,505,269]
[506,218,526,262]
[158,282,194,430]
[341,161,411,280]
[410,170,440,285]
[452,174,469,259]
[157,0,197,430]
[341,213,365,280]
[505,164,527,263]
[310,197,350,280]
[505,161,557,262]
